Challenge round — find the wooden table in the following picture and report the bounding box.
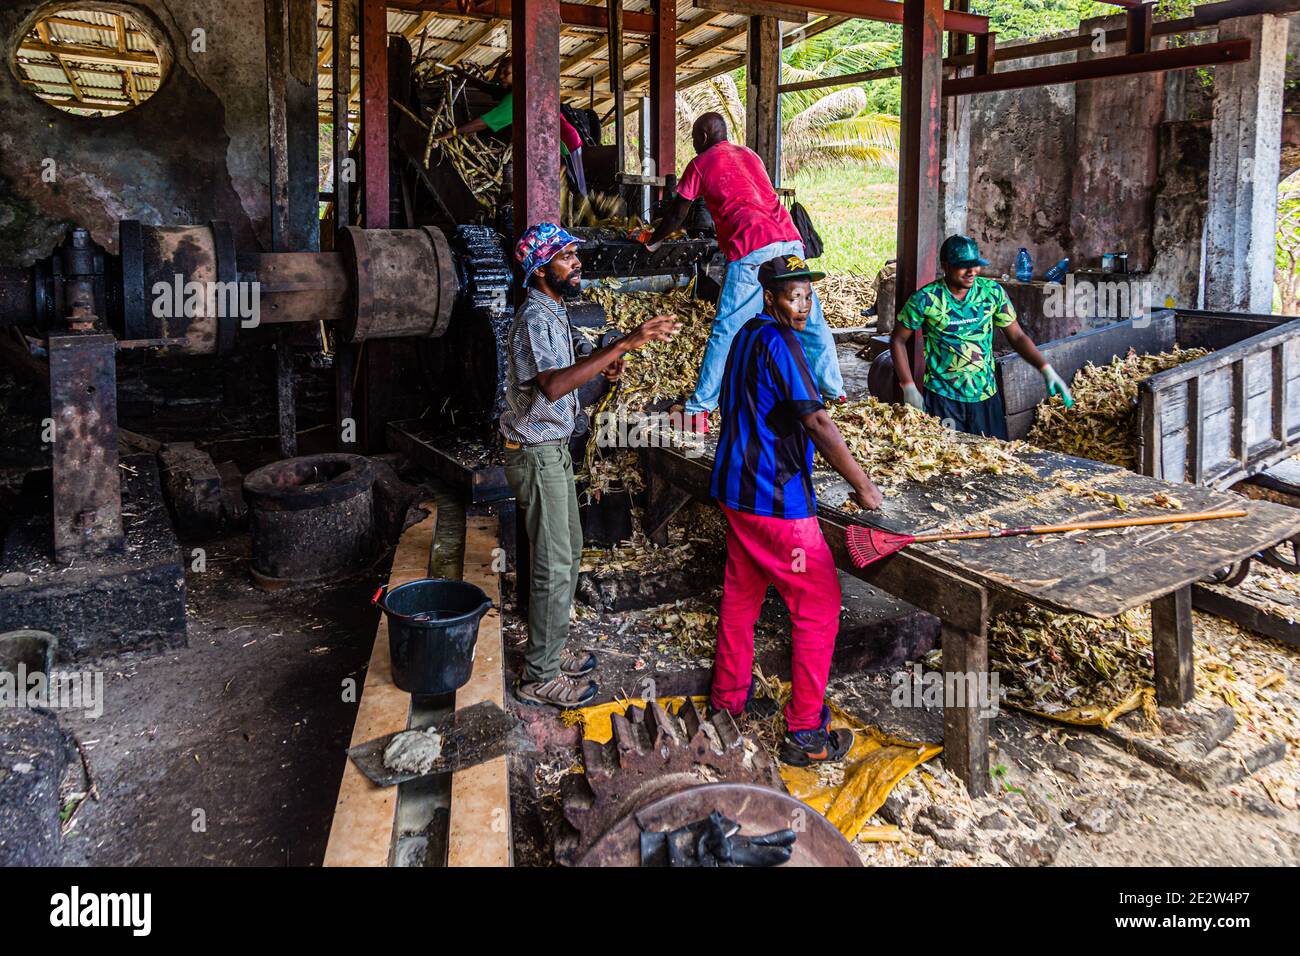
[639,439,1300,795]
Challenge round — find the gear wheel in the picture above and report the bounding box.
[558,701,782,857]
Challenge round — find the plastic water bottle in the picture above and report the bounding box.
[1045,257,1070,284]
[1014,248,1033,282]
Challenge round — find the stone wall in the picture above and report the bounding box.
[959,18,1227,309]
[965,50,1077,278]
[0,0,274,265]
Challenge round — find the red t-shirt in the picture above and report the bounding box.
[676,142,800,262]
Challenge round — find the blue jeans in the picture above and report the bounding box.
[686,240,844,414]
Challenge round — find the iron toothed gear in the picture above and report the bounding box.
[554,700,860,867]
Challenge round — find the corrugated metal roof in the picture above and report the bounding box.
[16,6,164,114]
[312,0,785,119]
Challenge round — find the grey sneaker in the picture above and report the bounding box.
[559,646,597,677]
[515,674,598,709]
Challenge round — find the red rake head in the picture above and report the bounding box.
[845,526,916,568]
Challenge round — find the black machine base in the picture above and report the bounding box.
[0,454,187,663]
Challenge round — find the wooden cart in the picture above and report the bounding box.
[999,308,1300,644]
[998,308,1300,487]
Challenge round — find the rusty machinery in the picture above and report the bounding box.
[555,700,861,867]
[0,215,717,558]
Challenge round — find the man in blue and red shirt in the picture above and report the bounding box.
[709,254,883,766]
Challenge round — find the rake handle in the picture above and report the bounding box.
[910,509,1247,544]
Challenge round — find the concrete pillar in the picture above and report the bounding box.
[939,78,971,242]
[1205,14,1289,312]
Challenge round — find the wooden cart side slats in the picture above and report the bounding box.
[998,310,1179,429]
[1138,316,1300,488]
[998,307,1300,490]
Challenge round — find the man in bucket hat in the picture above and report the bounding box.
[889,234,1072,439]
[503,223,679,708]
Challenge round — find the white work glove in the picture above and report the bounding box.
[901,382,925,411]
[1041,364,1074,408]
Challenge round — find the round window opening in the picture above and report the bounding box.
[12,3,171,117]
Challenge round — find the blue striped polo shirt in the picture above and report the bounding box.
[710,315,823,518]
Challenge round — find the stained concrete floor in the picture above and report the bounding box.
[54,534,384,866]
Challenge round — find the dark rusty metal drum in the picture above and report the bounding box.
[337,225,457,343]
[243,453,377,589]
[128,221,240,355]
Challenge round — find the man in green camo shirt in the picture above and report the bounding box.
[889,235,1073,439]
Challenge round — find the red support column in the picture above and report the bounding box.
[360,0,389,228]
[649,0,677,189]
[896,0,944,384]
[513,0,562,236]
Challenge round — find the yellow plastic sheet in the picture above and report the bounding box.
[780,703,941,842]
[564,696,941,843]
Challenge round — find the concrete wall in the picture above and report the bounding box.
[0,0,272,265]
[960,19,1219,308]
[965,50,1077,278]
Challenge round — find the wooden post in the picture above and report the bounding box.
[360,0,388,229]
[1152,586,1195,706]
[332,1,358,454]
[332,0,356,234]
[607,0,626,177]
[513,0,563,235]
[896,0,944,385]
[650,0,677,194]
[940,623,990,797]
[745,16,780,180]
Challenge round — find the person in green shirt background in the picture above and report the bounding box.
[432,56,587,195]
[889,234,1073,439]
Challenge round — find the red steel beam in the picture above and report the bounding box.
[1126,2,1154,54]
[791,0,987,34]
[649,0,676,186]
[896,0,944,387]
[389,0,657,34]
[361,0,389,228]
[513,0,562,236]
[391,0,986,34]
[944,37,1251,96]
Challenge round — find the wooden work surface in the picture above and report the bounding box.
[640,439,1300,622]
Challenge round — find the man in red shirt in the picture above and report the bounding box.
[645,113,844,426]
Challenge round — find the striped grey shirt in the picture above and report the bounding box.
[499,288,580,444]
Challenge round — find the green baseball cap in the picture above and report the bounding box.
[940,234,990,267]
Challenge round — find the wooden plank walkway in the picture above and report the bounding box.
[322,501,436,867]
[447,514,511,867]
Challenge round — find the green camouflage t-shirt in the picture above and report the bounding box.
[897,277,1016,402]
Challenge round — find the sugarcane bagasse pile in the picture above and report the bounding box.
[1027,347,1210,469]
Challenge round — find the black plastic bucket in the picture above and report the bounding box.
[374,579,493,695]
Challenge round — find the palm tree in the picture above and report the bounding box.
[674,22,900,179]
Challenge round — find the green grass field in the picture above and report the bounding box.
[785,166,899,277]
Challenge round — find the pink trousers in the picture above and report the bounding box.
[711,504,841,732]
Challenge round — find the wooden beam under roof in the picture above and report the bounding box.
[575,8,718,79]
[445,17,503,64]
[20,40,159,69]
[601,14,845,106]
[43,14,148,39]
